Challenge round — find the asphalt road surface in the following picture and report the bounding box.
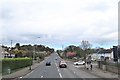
[21,53,111,80]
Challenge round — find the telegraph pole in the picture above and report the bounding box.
[10,40,13,57]
[62,45,63,51]
[11,40,12,48]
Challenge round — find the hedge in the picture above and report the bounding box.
[2,58,32,74]
[102,61,120,67]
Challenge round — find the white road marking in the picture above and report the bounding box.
[41,76,43,78]
[55,61,63,78]
[58,68,60,72]
[55,62,57,66]
[19,77,22,78]
[74,72,76,74]
[74,65,84,68]
[26,70,34,76]
[59,73,62,78]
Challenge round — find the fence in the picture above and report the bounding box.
[97,60,120,75]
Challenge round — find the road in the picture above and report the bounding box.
[21,53,107,79]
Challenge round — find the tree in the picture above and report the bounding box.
[15,43,20,50]
[80,40,92,68]
[75,48,84,58]
[64,45,77,52]
[11,50,25,58]
[80,40,91,50]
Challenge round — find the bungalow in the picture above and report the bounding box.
[66,52,76,58]
[97,49,113,60]
[89,49,113,61]
[1,47,15,58]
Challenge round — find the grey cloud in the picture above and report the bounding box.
[0,0,118,49]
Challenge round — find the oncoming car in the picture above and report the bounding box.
[59,61,67,68]
[74,60,85,65]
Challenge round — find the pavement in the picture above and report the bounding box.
[79,64,119,79]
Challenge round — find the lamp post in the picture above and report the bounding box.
[34,37,41,60]
[29,37,41,70]
[62,45,63,51]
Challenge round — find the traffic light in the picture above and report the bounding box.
[113,46,118,62]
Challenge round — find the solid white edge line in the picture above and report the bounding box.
[26,70,34,76]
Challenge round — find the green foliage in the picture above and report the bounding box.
[64,45,77,52]
[2,58,32,74]
[4,43,54,58]
[56,50,62,54]
[76,49,85,58]
[106,62,120,67]
[37,53,45,60]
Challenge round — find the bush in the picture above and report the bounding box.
[2,58,32,74]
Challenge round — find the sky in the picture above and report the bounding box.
[0,0,119,50]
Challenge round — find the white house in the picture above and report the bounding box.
[1,47,15,58]
[0,46,3,58]
[90,49,113,61]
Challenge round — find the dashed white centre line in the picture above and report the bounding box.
[74,72,76,74]
[41,76,43,78]
[59,73,62,78]
[55,61,63,78]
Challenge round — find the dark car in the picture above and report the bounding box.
[59,61,67,68]
[46,61,51,66]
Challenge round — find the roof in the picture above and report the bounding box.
[66,52,76,57]
[97,50,112,54]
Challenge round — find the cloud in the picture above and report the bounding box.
[0,0,119,49]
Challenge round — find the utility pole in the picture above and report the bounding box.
[10,40,13,57]
[62,45,63,51]
[30,37,41,70]
[11,40,12,48]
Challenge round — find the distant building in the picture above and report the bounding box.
[97,49,113,60]
[66,52,76,58]
[0,46,3,58]
[89,49,113,61]
[1,47,15,58]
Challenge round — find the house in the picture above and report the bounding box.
[89,49,113,61]
[0,46,3,58]
[1,47,15,58]
[98,49,112,60]
[66,52,76,58]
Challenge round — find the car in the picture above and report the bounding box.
[59,61,67,68]
[74,60,85,65]
[46,61,51,66]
